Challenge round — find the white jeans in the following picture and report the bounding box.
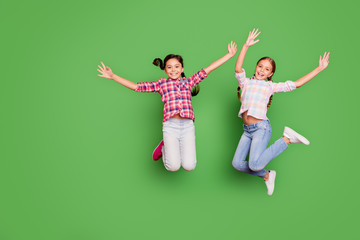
[162,118,196,171]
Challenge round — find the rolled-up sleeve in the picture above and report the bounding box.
[235,69,248,88]
[270,81,296,93]
[188,69,208,88]
[135,81,160,93]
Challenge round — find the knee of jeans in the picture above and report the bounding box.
[165,162,181,172]
[248,161,261,172]
[232,159,245,171]
[182,162,196,171]
[232,160,240,170]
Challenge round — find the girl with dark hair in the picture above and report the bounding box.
[97,42,237,171]
[232,29,330,196]
[152,84,199,161]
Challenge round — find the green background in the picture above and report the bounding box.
[1,0,358,239]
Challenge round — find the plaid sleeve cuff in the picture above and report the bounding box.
[189,69,208,87]
[199,69,208,78]
[235,69,246,81]
[134,81,159,92]
[271,80,297,93]
[287,81,297,90]
[134,82,145,92]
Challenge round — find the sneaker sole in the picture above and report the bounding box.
[267,170,276,196]
[285,127,310,145]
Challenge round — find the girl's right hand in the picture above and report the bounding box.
[318,52,330,71]
[245,29,261,47]
[97,62,114,79]
[228,41,238,57]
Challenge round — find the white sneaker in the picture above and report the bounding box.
[265,170,276,196]
[283,127,310,145]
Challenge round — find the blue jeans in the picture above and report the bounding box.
[232,120,288,178]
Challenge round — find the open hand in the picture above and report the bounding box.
[97,62,114,79]
[245,29,261,47]
[228,41,237,57]
[318,52,330,71]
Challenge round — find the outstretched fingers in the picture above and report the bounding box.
[246,28,261,46]
[228,41,237,55]
[325,52,330,61]
[319,52,330,70]
[320,52,330,62]
[250,28,260,38]
[97,61,112,78]
[101,61,106,70]
[98,64,104,72]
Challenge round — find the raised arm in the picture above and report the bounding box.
[294,52,330,88]
[235,29,261,73]
[97,62,138,91]
[203,41,237,75]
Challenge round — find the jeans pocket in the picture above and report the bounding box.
[257,121,272,133]
[257,121,267,130]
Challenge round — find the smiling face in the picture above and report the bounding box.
[164,58,184,80]
[255,59,274,80]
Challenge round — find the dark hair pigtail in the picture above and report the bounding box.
[191,85,200,97]
[153,58,165,70]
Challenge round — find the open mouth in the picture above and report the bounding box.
[257,72,264,77]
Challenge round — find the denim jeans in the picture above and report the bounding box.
[232,120,288,178]
[162,118,196,171]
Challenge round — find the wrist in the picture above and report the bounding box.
[315,66,323,73]
[226,52,234,58]
[110,73,117,80]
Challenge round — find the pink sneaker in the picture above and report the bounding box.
[152,140,164,161]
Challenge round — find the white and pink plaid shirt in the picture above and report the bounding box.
[235,69,296,120]
[135,69,207,122]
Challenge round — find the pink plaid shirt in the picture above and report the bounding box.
[235,69,296,120]
[135,69,207,122]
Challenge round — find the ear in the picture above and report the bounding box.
[269,72,273,78]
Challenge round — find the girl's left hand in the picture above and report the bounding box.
[318,52,330,71]
[245,29,261,47]
[228,41,237,57]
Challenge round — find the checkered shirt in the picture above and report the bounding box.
[235,69,296,120]
[135,69,207,122]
